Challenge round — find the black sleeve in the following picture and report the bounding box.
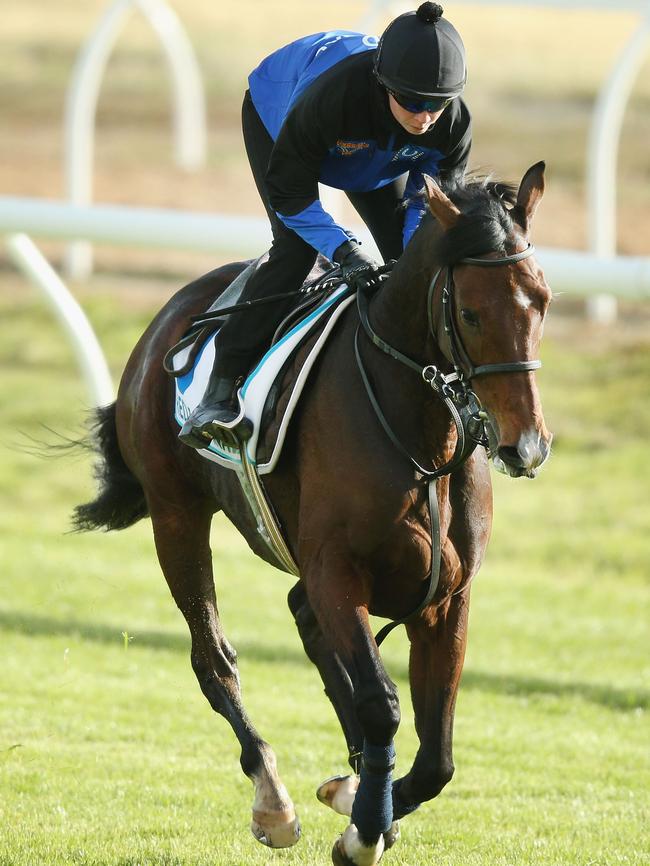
[261,88,358,259]
[264,92,332,217]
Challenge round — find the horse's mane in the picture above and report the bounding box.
[423,174,520,265]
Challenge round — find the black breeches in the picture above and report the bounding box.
[214,90,406,379]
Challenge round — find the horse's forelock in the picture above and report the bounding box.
[440,174,518,207]
[434,175,519,264]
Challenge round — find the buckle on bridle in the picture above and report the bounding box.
[422,348,493,452]
[422,364,456,400]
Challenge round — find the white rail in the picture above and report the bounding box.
[587,9,650,256]
[64,0,206,279]
[583,4,650,321]
[3,196,650,299]
[5,234,114,407]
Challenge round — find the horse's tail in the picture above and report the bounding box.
[73,403,149,532]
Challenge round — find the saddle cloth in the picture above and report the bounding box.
[172,283,354,474]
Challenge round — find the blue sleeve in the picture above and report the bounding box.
[276,200,358,261]
[402,170,428,248]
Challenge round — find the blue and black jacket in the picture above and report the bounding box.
[248,31,472,260]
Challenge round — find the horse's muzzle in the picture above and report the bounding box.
[494,430,552,479]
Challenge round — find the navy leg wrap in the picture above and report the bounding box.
[391,777,420,820]
[350,741,395,840]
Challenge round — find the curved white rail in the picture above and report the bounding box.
[587,9,650,256]
[6,234,114,407]
[64,0,206,279]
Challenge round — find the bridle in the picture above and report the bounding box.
[356,242,540,481]
[354,241,542,645]
[434,243,541,380]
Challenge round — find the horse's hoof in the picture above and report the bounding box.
[317,773,359,816]
[383,821,400,849]
[251,807,301,848]
[332,824,385,866]
[332,837,357,866]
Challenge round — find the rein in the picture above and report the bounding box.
[358,243,541,646]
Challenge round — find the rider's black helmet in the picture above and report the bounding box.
[374,2,467,100]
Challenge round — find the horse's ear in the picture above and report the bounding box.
[512,161,545,235]
[424,175,461,230]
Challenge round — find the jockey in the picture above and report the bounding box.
[179,2,471,449]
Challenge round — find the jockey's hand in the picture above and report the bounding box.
[334,240,382,293]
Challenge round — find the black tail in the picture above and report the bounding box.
[73,403,149,532]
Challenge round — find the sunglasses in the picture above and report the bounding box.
[389,90,453,114]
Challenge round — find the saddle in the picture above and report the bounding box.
[165,255,354,473]
[164,256,355,575]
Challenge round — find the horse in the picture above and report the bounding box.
[73,162,552,866]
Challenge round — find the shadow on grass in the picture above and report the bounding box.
[0,608,306,667]
[459,669,648,712]
[2,609,647,712]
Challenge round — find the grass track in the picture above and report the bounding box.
[1,3,649,861]
[0,280,648,865]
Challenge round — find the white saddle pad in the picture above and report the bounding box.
[173,284,354,474]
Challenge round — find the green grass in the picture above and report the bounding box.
[1,6,648,860]
[0,279,648,865]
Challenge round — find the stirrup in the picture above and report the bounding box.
[178,384,252,451]
[203,396,253,451]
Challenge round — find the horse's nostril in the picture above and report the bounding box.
[497,446,523,467]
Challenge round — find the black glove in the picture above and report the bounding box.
[333,240,382,293]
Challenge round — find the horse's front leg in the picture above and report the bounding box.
[305,553,400,866]
[288,581,364,772]
[391,589,470,819]
[392,451,490,818]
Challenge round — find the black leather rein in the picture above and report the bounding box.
[357,242,542,646]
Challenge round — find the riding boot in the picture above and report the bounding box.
[178,373,239,450]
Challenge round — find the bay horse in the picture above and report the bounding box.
[74,163,552,865]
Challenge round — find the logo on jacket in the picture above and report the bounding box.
[335,139,370,157]
[392,145,426,163]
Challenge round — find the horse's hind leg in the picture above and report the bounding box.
[149,496,300,849]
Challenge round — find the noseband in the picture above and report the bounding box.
[354,242,542,644]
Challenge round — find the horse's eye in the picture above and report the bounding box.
[460,308,479,327]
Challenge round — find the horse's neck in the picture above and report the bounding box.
[363,222,457,465]
[371,221,444,363]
